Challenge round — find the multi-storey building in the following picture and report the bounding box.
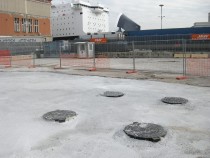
[0,0,52,41]
[51,0,109,40]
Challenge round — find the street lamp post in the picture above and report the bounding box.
[159,4,164,29]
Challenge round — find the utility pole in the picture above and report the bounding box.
[159,4,165,29]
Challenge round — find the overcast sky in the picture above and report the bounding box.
[52,0,210,31]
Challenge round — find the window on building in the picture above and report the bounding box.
[34,20,39,33]
[28,19,33,33]
[22,18,27,32]
[14,18,20,32]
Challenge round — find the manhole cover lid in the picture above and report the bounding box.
[102,91,124,97]
[161,97,188,104]
[124,122,167,142]
[43,110,77,123]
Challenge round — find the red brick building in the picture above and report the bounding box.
[0,0,52,41]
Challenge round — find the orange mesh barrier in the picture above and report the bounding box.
[62,58,94,68]
[0,50,11,67]
[61,54,110,69]
[187,58,210,77]
[11,55,33,67]
[60,54,78,58]
[95,55,110,69]
[0,50,10,56]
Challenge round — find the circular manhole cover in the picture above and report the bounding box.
[161,97,188,104]
[124,122,167,142]
[102,91,124,97]
[43,110,77,123]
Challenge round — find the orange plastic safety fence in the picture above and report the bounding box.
[0,50,10,56]
[0,56,11,67]
[61,54,110,69]
[95,55,110,69]
[186,58,210,77]
[0,50,11,67]
[11,55,33,67]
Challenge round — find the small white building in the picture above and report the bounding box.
[51,0,109,40]
[75,42,95,58]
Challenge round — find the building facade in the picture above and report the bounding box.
[209,13,210,23]
[0,0,52,41]
[51,0,109,40]
[193,13,210,28]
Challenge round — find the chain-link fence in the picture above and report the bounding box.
[0,42,42,56]
[1,39,209,77]
[92,40,181,74]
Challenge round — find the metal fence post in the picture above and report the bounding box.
[182,39,187,76]
[126,41,137,74]
[93,45,96,69]
[184,40,187,76]
[59,42,62,68]
[33,52,36,67]
[89,43,96,71]
[132,41,136,71]
[9,55,12,67]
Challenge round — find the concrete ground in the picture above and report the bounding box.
[0,71,210,158]
[1,56,208,87]
[34,58,184,74]
[32,58,210,87]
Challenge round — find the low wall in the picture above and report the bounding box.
[96,51,210,58]
[97,51,175,58]
[174,53,209,58]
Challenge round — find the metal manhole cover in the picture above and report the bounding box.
[124,122,167,142]
[161,97,188,104]
[102,91,124,97]
[43,110,77,123]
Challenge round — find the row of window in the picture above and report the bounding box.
[52,9,71,13]
[52,21,105,26]
[55,28,75,31]
[87,22,106,26]
[52,17,74,20]
[52,16,106,21]
[53,27,105,32]
[53,33,75,36]
[14,18,39,33]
